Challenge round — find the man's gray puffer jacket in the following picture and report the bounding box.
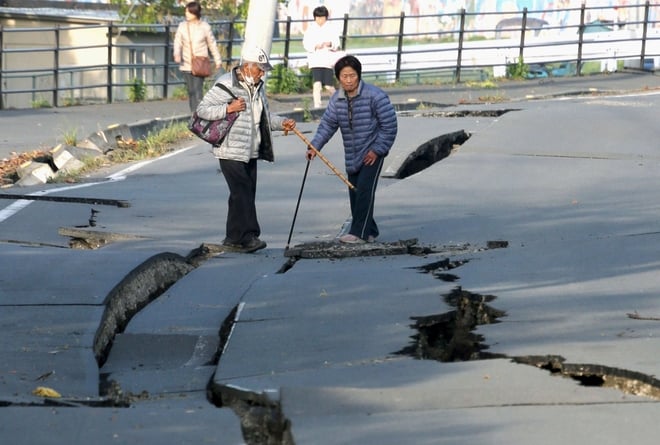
[196,68,286,163]
[310,81,398,175]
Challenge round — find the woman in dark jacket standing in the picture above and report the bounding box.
[307,55,398,244]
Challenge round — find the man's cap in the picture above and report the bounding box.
[241,45,273,71]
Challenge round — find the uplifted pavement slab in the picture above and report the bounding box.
[124,253,285,336]
[101,253,285,396]
[99,333,219,395]
[211,90,660,443]
[463,91,660,158]
[379,93,660,245]
[457,231,660,377]
[289,399,658,445]
[278,358,656,445]
[281,358,644,412]
[0,245,171,401]
[381,110,502,178]
[0,396,244,445]
[376,93,660,377]
[214,254,459,383]
[215,353,658,444]
[216,351,649,410]
[212,244,658,443]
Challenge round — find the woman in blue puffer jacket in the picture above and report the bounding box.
[308,55,398,244]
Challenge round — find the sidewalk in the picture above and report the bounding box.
[1,71,658,163]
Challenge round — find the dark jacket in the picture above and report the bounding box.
[310,81,398,174]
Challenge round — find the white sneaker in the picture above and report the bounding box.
[367,235,377,243]
[338,234,365,244]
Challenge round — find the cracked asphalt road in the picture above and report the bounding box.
[1,72,660,445]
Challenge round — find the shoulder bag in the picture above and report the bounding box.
[187,23,211,78]
[188,83,239,146]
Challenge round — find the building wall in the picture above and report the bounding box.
[0,15,170,108]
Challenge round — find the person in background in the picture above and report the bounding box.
[196,45,297,253]
[306,55,398,244]
[303,5,340,108]
[173,1,222,113]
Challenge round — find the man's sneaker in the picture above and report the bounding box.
[338,234,365,244]
[242,237,267,253]
[367,235,377,243]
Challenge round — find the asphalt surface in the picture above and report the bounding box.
[1,71,658,160]
[1,71,660,445]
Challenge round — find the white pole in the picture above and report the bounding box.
[243,0,278,55]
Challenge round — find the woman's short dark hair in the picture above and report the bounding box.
[313,6,329,18]
[186,2,202,19]
[334,55,362,80]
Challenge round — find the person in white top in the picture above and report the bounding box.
[303,6,341,108]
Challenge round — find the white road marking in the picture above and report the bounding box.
[0,146,195,223]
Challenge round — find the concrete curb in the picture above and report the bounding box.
[12,115,189,187]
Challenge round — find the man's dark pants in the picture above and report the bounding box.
[219,158,260,245]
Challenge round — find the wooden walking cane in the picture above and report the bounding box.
[288,127,356,190]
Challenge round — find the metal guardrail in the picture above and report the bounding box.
[0,2,658,110]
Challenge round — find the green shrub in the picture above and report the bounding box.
[301,98,313,122]
[506,57,529,79]
[172,85,188,101]
[128,78,146,103]
[298,66,313,92]
[267,64,303,94]
[31,97,52,109]
[61,97,82,107]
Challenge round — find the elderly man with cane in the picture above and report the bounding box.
[196,45,296,253]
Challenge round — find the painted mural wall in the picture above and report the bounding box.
[281,0,657,35]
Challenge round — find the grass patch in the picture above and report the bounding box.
[61,128,78,146]
[107,122,190,163]
[172,85,188,101]
[465,79,498,89]
[31,98,52,109]
[4,120,192,186]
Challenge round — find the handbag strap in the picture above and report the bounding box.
[186,23,193,62]
[216,82,238,100]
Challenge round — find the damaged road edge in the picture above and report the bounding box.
[93,243,227,368]
[207,381,294,445]
[206,300,295,445]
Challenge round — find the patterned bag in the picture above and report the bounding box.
[188,83,239,146]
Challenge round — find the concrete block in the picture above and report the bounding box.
[85,123,134,154]
[15,160,54,186]
[50,144,77,170]
[65,143,105,161]
[56,157,85,175]
[49,144,86,176]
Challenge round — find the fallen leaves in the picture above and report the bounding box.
[1,150,48,186]
[32,386,62,398]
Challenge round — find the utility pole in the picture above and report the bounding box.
[242,0,278,55]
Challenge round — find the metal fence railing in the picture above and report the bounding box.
[0,1,658,110]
